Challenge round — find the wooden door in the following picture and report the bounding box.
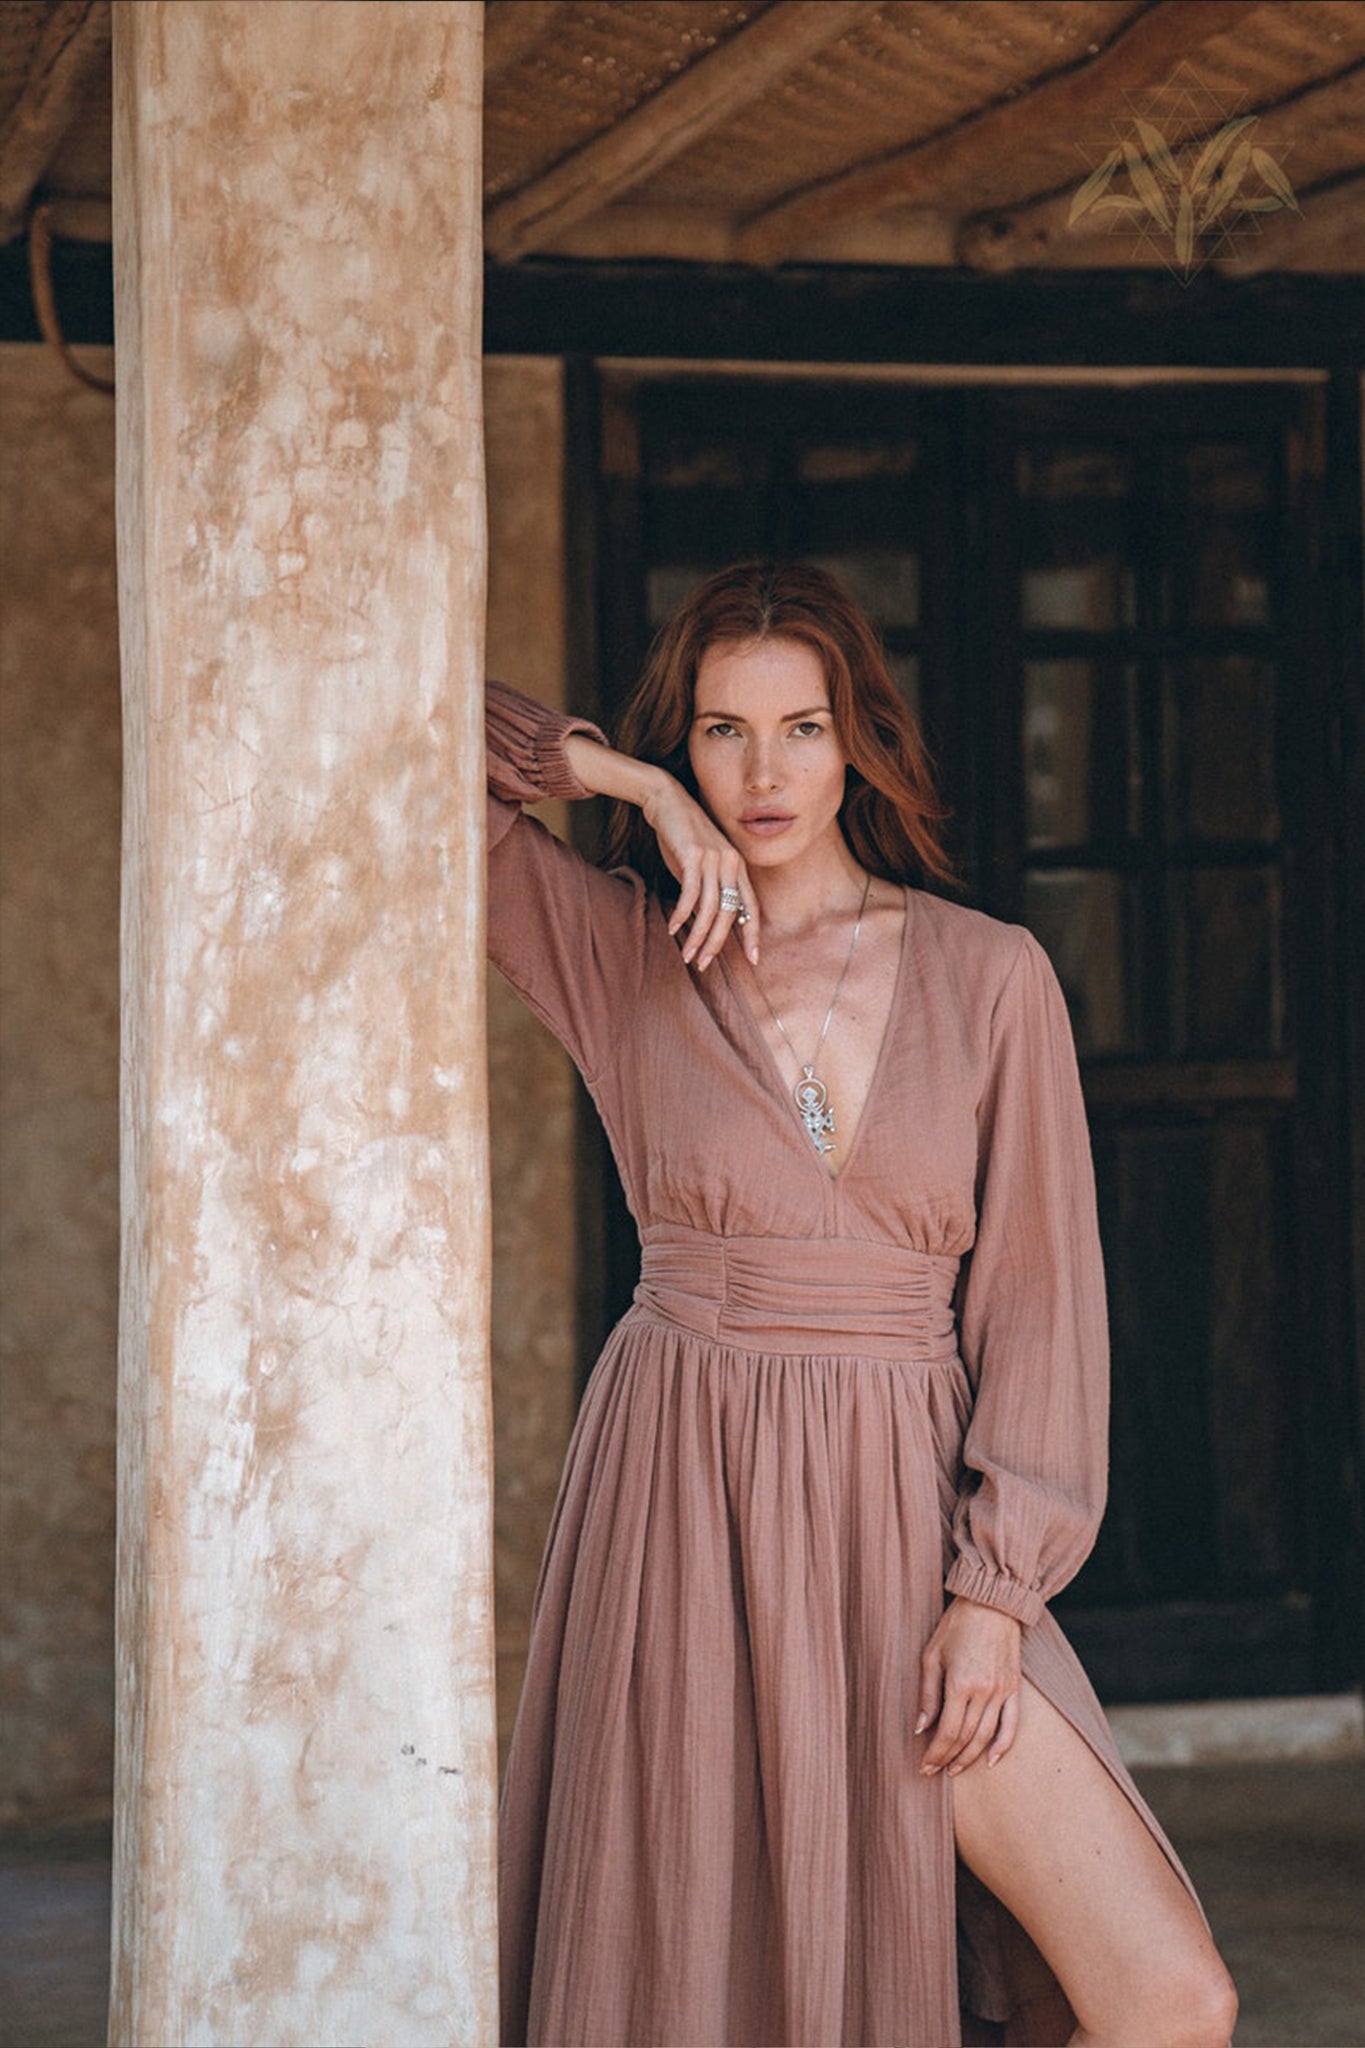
[587,368,1359,1703]
[971,384,1359,1698]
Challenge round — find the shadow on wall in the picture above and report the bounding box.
[0,341,120,1832]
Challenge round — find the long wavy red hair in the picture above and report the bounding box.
[602,560,957,896]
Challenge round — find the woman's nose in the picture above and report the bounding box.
[744,742,782,790]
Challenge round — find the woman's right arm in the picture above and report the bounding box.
[562,731,761,970]
[485,682,755,1084]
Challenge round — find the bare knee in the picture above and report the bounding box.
[1167,1954,1238,2048]
[1076,1949,1238,2048]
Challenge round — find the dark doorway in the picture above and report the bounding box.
[578,366,1360,1706]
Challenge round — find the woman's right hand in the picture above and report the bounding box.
[643,777,760,971]
[562,734,759,969]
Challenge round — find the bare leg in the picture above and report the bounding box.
[951,1678,1238,2048]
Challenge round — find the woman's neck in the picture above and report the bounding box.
[746,839,872,941]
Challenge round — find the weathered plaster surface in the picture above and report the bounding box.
[483,358,581,1779]
[0,343,120,1828]
[111,6,495,2044]
[0,347,578,1831]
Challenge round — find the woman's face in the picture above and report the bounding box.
[687,635,849,869]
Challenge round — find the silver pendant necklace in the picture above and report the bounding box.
[748,873,872,1157]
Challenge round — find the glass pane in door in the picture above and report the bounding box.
[646,562,710,628]
[886,652,921,719]
[796,441,919,483]
[1182,444,1272,628]
[1171,865,1285,1056]
[1017,445,1136,630]
[1024,869,1141,1055]
[1164,657,1280,844]
[804,549,920,629]
[1023,658,1141,848]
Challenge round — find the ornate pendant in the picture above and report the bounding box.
[794,1066,837,1156]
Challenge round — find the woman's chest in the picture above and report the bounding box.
[726,925,902,1176]
[603,939,984,1248]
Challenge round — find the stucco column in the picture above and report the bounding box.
[109,7,495,2045]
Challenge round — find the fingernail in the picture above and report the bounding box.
[913,1713,927,1735]
[988,1756,999,1768]
[948,1764,961,1777]
[920,1764,936,1777]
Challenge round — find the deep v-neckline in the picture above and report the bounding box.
[715,885,913,1186]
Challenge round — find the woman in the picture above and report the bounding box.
[486,562,1237,2048]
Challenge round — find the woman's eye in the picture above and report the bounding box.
[792,720,825,737]
[705,722,737,738]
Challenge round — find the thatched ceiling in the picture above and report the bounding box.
[1,0,1362,276]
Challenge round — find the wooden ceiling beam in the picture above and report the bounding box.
[0,0,110,245]
[735,0,1263,267]
[483,1,567,85]
[533,201,958,268]
[956,59,1365,273]
[483,0,882,262]
[1215,169,1365,276]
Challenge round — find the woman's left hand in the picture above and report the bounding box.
[915,1597,1023,1777]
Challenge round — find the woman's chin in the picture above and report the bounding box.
[736,835,804,868]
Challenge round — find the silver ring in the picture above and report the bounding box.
[735,907,751,926]
[719,885,745,914]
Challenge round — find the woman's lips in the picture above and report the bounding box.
[738,814,795,837]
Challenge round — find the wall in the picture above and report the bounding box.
[483,355,582,1777]
[0,342,120,1827]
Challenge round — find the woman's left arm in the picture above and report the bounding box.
[918,928,1110,1776]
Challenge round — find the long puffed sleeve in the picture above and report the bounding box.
[485,679,649,1084]
[486,677,612,822]
[945,929,1110,1627]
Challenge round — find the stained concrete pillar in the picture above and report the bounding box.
[109,6,495,2043]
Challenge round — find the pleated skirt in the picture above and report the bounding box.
[497,1305,1201,2048]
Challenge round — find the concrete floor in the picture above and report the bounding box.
[1127,1760,1364,2048]
[0,1762,1361,2047]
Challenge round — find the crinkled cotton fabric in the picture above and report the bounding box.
[485,681,1207,2048]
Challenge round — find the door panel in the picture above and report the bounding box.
[986,385,1345,1697]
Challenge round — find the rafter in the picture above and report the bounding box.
[1215,169,1365,275]
[0,0,110,245]
[955,59,1365,273]
[484,0,881,263]
[734,0,1262,267]
[530,200,958,267]
[483,1,567,85]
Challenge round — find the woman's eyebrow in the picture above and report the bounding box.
[691,705,831,724]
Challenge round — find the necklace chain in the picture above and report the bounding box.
[749,873,872,1156]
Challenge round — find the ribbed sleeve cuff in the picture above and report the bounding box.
[944,1557,1046,1628]
[486,678,610,805]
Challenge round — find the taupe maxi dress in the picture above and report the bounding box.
[486,681,1209,2048]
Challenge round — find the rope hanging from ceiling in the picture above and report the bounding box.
[27,197,113,394]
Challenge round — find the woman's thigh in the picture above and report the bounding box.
[951,1677,1233,2039]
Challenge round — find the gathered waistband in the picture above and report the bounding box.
[630,1223,962,1362]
